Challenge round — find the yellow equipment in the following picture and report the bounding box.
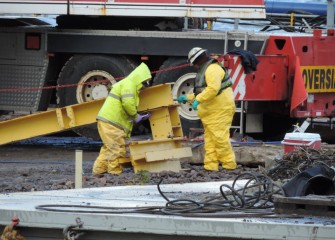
[0,84,192,172]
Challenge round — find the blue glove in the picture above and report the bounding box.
[192,100,200,110]
[177,95,187,104]
[135,113,150,124]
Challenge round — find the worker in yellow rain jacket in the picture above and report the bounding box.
[177,47,237,171]
[93,62,152,175]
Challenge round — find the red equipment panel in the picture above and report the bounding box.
[264,31,335,93]
[264,30,335,117]
[228,55,289,101]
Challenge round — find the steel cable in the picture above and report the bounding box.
[0,63,189,93]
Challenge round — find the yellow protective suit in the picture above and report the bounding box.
[92,120,126,175]
[93,62,152,175]
[187,62,237,171]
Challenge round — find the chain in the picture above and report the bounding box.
[63,217,85,240]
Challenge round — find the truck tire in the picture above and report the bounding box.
[57,55,135,139]
[153,57,202,137]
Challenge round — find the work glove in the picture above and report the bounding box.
[134,113,150,124]
[177,95,187,104]
[192,100,200,110]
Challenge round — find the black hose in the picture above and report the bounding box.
[35,172,284,217]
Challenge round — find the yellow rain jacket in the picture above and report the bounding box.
[187,61,236,170]
[97,62,152,137]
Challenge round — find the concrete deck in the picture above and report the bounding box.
[0,181,334,240]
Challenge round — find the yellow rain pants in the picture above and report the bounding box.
[200,87,237,171]
[188,63,237,171]
[92,120,126,175]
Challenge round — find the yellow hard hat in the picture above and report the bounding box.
[188,47,207,64]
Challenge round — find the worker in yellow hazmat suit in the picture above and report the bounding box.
[178,47,237,171]
[93,62,152,175]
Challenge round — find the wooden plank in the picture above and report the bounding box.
[275,196,335,206]
[145,147,192,162]
[274,196,335,217]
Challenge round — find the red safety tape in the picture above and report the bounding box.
[0,63,190,92]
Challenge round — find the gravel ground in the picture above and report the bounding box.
[0,141,262,193]
[1,136,334,194]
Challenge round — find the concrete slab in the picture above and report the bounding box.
[0,181,334,240]
[0,180,248,210]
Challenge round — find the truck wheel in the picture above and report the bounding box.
[57,55,135,139]
[153,57,202,137]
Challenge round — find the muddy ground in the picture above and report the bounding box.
[1,136,334,194]
[0,137,270,193]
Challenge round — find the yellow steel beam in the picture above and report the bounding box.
[0,99,105,145]
[138,83,175,111]
[145,147,192,162]
[131,159,181,173]
[0,84,177,146]
[0,83,192,173]
[129,138,183,161]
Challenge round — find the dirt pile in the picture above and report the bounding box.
[267,147,335,180]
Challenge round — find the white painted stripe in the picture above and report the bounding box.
[230,57,246,100]
[234,72,246,100]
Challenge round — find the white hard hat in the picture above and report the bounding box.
[188,47,207,64]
